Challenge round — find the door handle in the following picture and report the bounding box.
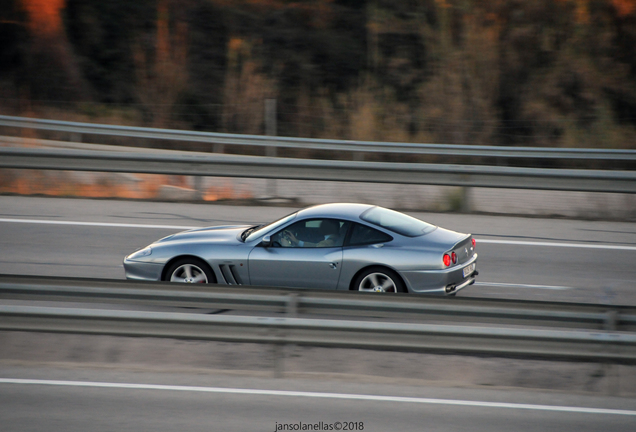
[329,262,338,269]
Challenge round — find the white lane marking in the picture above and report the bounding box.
[0,218,197,230]
[0,378,634,416]
[475,282,573,290]
[477,239,636,251]
[1,218,635,251]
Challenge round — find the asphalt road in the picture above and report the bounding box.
[2,196,636,430]
[0,366,635,432]
[1,196,636,304]
[1,196,635,304]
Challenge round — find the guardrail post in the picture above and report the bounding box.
[193,176,203,201]
[272,341,285,378]
[265,99,278,198]
[286,293,299,317]
[70,132,82,143]
[460,186,472,213]
[604,310,618,331]
[604,309,620,396]
[271,323,288,379]
[271,294,301,378]
[272,293,301,378]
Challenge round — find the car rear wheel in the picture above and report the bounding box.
[353,267,405,293]
[165,258,215,284]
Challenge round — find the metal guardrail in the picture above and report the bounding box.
[1,276,635,362]
[1,276,634,330]
[2,114,635,194]
[2,305,635,362]
[1,146,636,193]
[2,114,636,160]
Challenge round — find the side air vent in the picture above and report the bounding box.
[229,265,243,285]
[218,264,243,285]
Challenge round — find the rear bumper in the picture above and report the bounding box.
[445,271,478,294]
[401,254,478,295]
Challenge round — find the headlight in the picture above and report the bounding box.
[127,246,152,260]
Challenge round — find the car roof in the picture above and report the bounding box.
[296,203,375,220]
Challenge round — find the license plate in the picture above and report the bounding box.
[463,263,475,278]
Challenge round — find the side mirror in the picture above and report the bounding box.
[261,235,272,247]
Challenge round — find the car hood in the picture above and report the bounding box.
[157,225,251,244]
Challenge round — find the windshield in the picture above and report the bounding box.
[360,207,436,237]
[243,211,298,242]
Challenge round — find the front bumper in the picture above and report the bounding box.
[123,258,163,281]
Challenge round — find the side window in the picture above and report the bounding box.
[271,219,349,248]
[348,223,393,246]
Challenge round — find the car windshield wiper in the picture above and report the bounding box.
[240,225,261,241]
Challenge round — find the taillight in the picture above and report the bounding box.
[472,238,476,248]
[443,254,451,267]
[451,251,457,264]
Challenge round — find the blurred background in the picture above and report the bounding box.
[1,0,635,144]
[1,4,636,429]
[0,0,635,211]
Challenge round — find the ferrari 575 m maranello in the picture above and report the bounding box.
[124,203,478,295]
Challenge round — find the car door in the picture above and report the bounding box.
[247,219,349,289]
[338,222,396,289]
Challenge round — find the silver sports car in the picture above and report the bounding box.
[124,203,478,295]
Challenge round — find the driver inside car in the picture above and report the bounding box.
[281,219,340,248]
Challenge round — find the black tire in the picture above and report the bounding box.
[352,266,406,293]
[165,257,215,284]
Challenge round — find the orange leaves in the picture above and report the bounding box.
[203,183,253,202]
[554,0,635,20]
[0,170,254,202]
[21,0,65,37]
[612,0,636,16]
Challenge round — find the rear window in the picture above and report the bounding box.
[348,223,393,246]
[360,207,436,237]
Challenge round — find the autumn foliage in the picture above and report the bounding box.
[0,0,634,149]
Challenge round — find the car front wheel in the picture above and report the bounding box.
[165,258,215,284]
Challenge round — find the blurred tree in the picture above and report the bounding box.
[177,0,228,131]
[2,0,88,103]
[0,0,28,80]
[0,0,633,149]
[133,0,188,127]
[65,0,156,103]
